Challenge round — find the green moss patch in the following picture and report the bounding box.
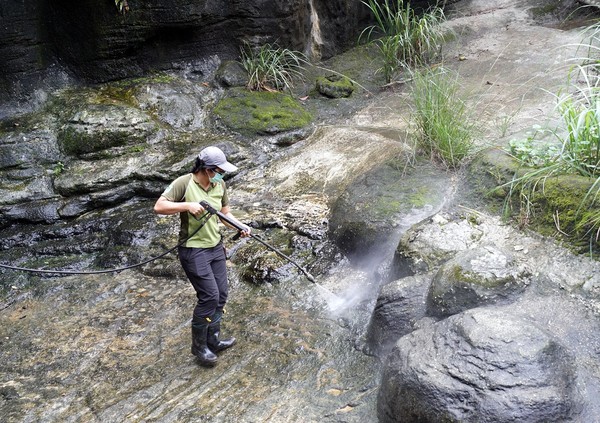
[58,125,129,156]
[213,88,313,135]
[316,74,355,98]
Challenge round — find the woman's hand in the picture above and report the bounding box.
[187,202,205,217]
[239,224,252,238]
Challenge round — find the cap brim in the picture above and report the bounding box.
[219,161,238,172]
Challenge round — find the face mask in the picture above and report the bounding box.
[210,172,224,183]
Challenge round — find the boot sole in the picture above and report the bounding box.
[210,338,237,353]
[195,356,218,367]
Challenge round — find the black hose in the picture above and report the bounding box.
[0,212,213,275]
[199,201,317,283]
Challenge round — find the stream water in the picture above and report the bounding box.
[0,187,446,423]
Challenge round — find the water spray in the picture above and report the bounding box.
[199,201,317,283]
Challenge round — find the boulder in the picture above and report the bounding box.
[378,308,579,423]
[366,274,432,357]
[426,244,529,317]
[316,74,354,98]
[213,88,313,135]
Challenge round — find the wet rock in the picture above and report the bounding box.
[395,212,484,273]
[1,198,61,224]
[426,244,530,318]
[0,174,56,209]
[378,308,579,423]
[329,162,447,260]
[0,129,62,207]
[57,103,157,157]
[366,274,432,357]
[0,130,61,169]
[135,79,218,130]
[215,60,248,88]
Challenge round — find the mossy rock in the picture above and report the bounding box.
[213,88,313,135]
[466,147,600,254]
[465,147,523,212]
[525,174,598,244]
[57,104,156,157]
[426,246,527,317]
[316,74,355,98]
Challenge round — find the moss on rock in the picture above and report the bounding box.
[213,88,313,135]
[466,147,600,254]
[316,74,355,98]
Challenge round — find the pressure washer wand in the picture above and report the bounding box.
[199,201,316,283]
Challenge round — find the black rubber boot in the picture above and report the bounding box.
[191,318,218,367]
[207,310,236,353]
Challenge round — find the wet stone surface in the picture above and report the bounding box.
[2,0,600,422]
[0,267,379,422]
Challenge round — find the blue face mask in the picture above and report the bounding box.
[210,171,224,183]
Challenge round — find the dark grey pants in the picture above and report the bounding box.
[178,243,228,320]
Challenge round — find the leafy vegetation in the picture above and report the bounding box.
[500,23,600,253]
[507,128,560,168]
[239,42,307,92]
[359,0,447,83]
[410,67,477,169]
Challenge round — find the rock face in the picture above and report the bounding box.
[378,308,578,423]
[0,0,373,107]
[0,0,451,110]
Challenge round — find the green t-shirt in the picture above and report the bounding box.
[161,174,229,248]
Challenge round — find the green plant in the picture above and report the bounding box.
[410,67,477,169]
[239,42,307,92]
[53,161,65,176]
[359,0,447,83]
[499,65,600,251]
[507,127,560,168]
[577,208,600,254]
[556,74,600,178]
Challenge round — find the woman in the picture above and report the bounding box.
[154,146,250,367]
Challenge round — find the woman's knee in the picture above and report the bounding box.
[197,292,219,309]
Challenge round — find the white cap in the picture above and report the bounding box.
[199,146,238,172]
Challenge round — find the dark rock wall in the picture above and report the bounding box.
[0,0,52,97]
[0,0,444,104]
[44,0,313,81]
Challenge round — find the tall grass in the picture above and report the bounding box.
[410,67,477,169]
[503,51,600,251]
[239,42,307,92]
[359,0,447,83]
[557,69,600,178]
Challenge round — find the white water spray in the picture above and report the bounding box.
[316,203,449,316]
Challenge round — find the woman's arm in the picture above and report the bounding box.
[154,196,205,217]
[220,205,252,237]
